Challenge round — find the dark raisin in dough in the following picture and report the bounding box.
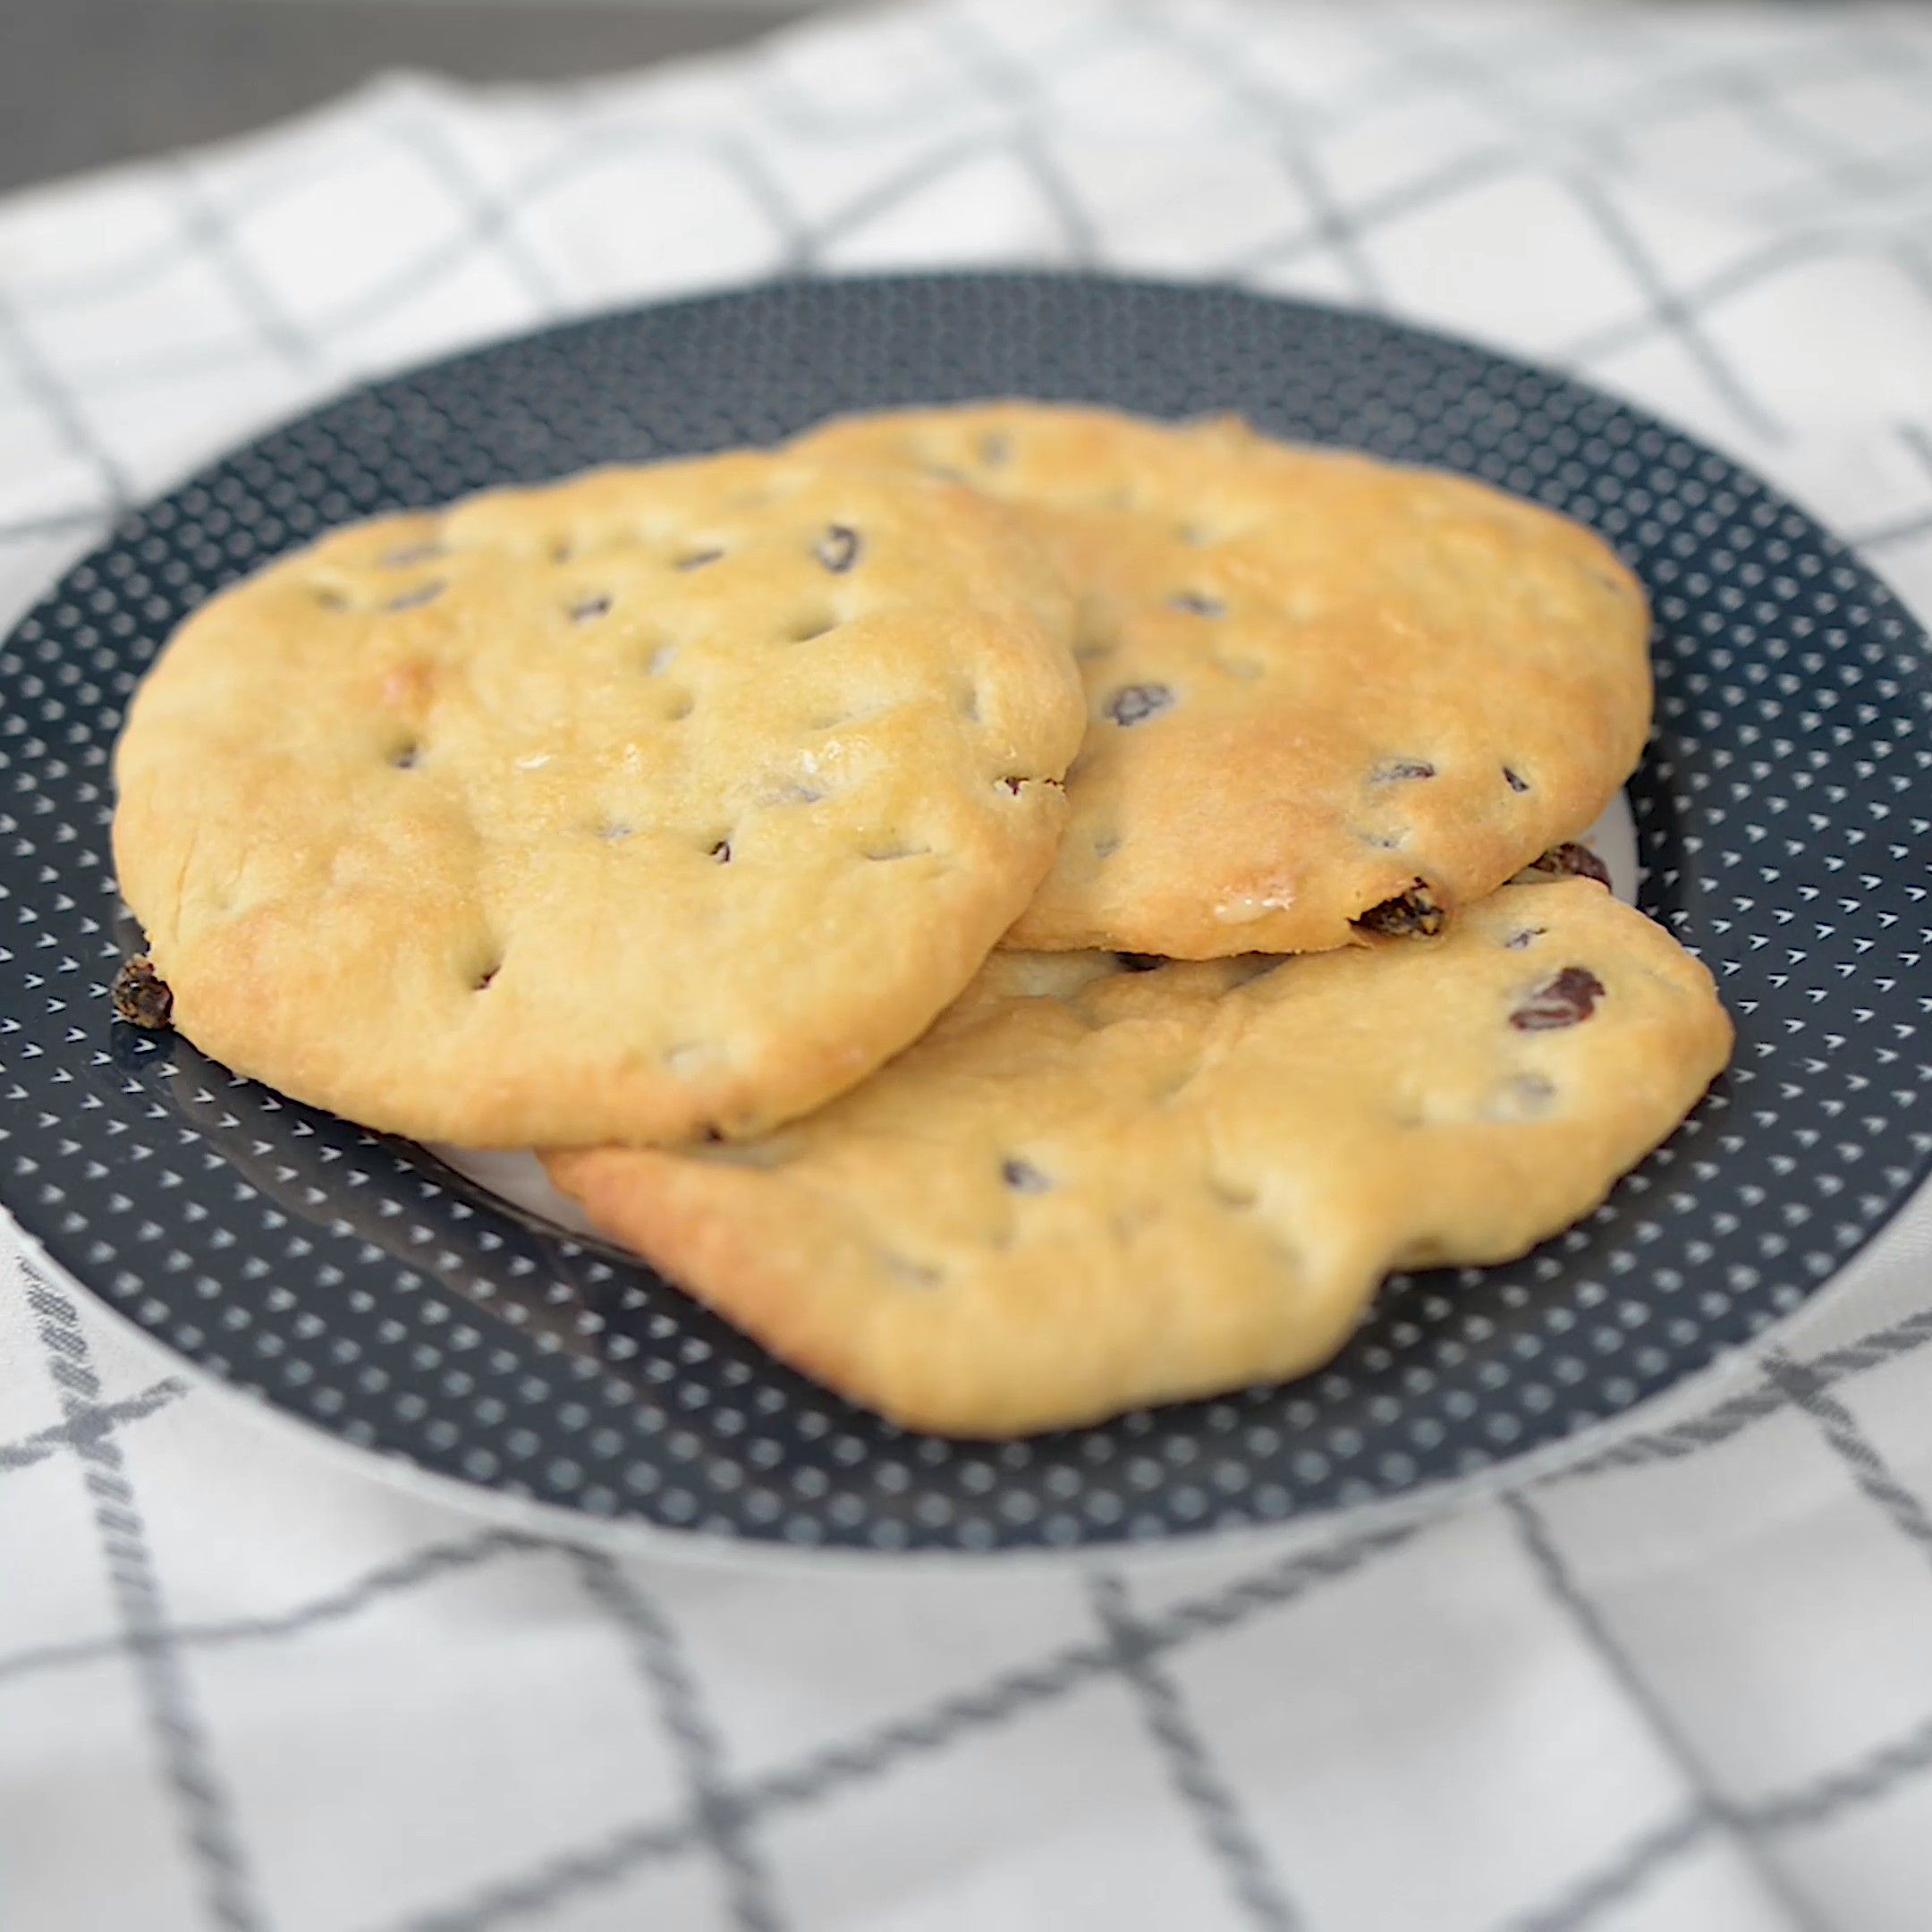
[1509,965,1606,1030]
[1001,1157,1052,1193]
[1105,683,1175,727]
[111,956,174,1030]
[1526,843,1612,888]
[815,525,861,572]
[1352,883,1445,938]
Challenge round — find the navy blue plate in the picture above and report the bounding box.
[3,274,1928,1554]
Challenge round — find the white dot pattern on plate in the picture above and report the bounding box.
[1,275,1928,1553]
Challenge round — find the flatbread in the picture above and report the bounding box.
[113,453,1084,1146]
[548,879,1731,1435]
[794,402,1652,957]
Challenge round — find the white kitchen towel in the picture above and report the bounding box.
[4,4,1932,1928]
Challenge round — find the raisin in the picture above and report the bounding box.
[1374,758,1436,783]
[1503,767,1530,792]
[1169,591,1225,617]
[1510,966,1606,1031]
[1352,883,1445,938]
[1524,843,1611,888]
[1105,683,1175,727]
[111,956,174,1030]
[815,525,860,572]
[1001,1157,1052,1192]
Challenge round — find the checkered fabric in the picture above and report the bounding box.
[4,3,1932,1928]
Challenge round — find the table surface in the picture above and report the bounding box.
[4,0,812,195]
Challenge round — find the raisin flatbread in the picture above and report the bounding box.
[547,879,1731,1436]
[113,453,1084,1146]
[793,402,1652,958]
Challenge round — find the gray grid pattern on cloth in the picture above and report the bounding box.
[4,3,1932,1928]
[16,1245,1932,1928]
